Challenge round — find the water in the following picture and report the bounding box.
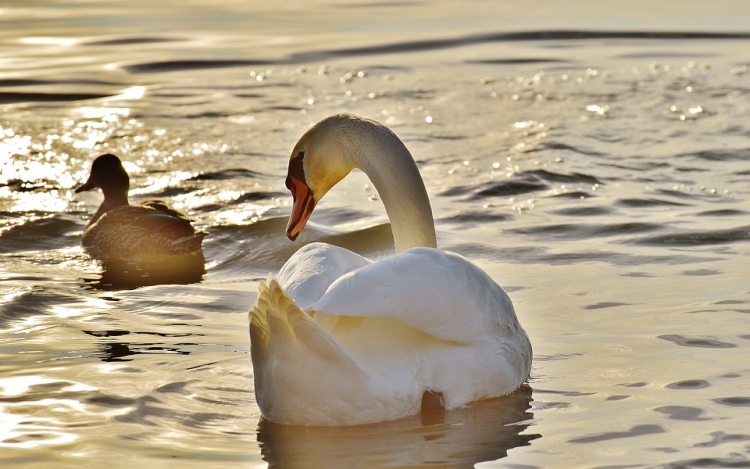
[1,1,749,467]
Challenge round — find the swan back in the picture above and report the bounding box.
[311,248,520,345]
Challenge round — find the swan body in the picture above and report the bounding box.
[75,153,205,261]
[250,113,532,425]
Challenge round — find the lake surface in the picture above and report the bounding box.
[1,1,749,468]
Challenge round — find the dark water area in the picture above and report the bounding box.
[1,0,750,468]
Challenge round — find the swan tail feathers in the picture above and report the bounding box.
[250,274,377,424]
[249,274,367,379]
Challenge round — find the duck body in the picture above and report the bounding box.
[250,114,532,426]
[76,154,205,261]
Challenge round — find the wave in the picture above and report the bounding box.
[189,168,266,181]
[635,226,750,246]
[0,287,84,328]
[0,215,81,254]
[510,221,662,240]
[121,59,270,74]
[113,29,750,75]
[287,30,750,63]
[440,169,602,200]
[0,91,114,104]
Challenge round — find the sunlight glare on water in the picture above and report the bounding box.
[0,0,749,468]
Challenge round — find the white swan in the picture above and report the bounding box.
[250,113,532,426]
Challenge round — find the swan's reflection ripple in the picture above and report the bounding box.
[258,384,538,469]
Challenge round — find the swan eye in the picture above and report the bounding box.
[286,151,306,193]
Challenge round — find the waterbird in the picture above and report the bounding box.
[250,113,531,425]
[75,153,205,262]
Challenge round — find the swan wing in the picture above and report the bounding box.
[310,247,517,345]
[277,242,371,310]
[251,274,420,425]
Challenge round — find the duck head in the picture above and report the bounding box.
[76,153,130,204]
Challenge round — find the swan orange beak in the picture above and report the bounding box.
[285,175,316,241]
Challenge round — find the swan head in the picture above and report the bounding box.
[285,114,358,240]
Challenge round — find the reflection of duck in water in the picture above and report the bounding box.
[75,153,205,262]
[258,384,539,469]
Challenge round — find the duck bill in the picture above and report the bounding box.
[285,176,316,241]
[74,178,96,193]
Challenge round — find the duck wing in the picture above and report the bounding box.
[138,199,194,222]
[83,205,204,258]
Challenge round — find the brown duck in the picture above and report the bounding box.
[75,153,205,261]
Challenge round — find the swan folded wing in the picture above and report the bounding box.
[310,247,516,345]
[251,274,385,424]
[250,274,369,379]
[277,242,371,310]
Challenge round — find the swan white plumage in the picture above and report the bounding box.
[249,113,532,426]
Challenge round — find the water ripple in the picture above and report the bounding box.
[659,335,736,349]
[681,148,750,162]
[0,91,113,104]
[636,227,750,246]
[694,431,750,447]
[713,397,750,407]
[617,197,691,208]
[122,59,271,74]
[658,459,750,468]
[655,406,712,421]
[510,222,662,240]
[0,287,83,327]
[440,169,602,200]
[291,30,750,63]
[189,168,265,181]
[666,380,711,390]
[0,215,80,253]
[568,424,666,444]
[84,36,185,46]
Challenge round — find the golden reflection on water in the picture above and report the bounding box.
[71,107,130,120]
[0,376,86,449]
[3,189,68,213]
[1,0,749,466]
[258,385,538,469]
[89,253,206,290]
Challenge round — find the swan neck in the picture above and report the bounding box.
[353,133,437,253]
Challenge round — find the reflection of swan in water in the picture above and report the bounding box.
[257,385,538,469]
